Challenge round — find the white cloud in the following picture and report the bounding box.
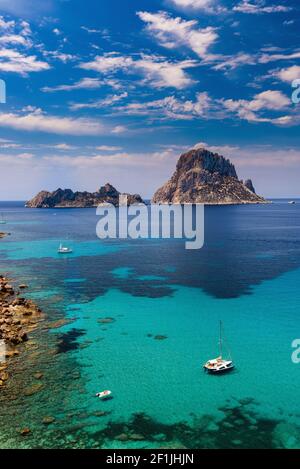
[168,0,216,10]
[0,108,109,136]
[0,48,50,74]
[212,52,256,71]
[233,1,292,14]
[41,77,103,92]
[273,65,300,83]
[137,11,218,60]
[0,142,21,148]
[0,34,32,47]
[42,51,76,63]
[70,92,128,111]
[117,92,213,120]
[0,15,33,48]
[222,90,293,124]
[111,125,127,134]
[117,89,295,126]
[96,145,123,151]
[259,51,300,64]
[51,143,77,150]
[79,52,197,89]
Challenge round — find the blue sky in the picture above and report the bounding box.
[0,0,299,199]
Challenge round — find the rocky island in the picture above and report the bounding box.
[152,147,266,205]
[26,183,144,208]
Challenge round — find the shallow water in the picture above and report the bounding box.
[0,200,300,449]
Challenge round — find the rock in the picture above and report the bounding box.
[42,416,55,425]
[154,335,168,340]
[20,428,31,436]
[93,410,108,417]
[97,317,115,324]
[244,179,256,193]
[152,147,266,205]
[26,183,144,208]
[47,319,71,329]
[115,433,129,442]
[0,371,9,381]
[19,284,28,289]
[33,372,43,380]
[273,422,300,449]
[24,383,44,396]
[129,433,145,441]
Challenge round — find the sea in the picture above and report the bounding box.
[0,199,300,449]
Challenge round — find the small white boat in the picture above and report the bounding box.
[204,321,234,374]
[58,243,73,254]
[288,201,296,205]
[0,213,6,225]
[96,390,112,400]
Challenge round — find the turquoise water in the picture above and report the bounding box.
[1,201,300,448]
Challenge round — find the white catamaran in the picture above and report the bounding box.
[204,321,234,374]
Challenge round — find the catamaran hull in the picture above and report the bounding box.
[204,364,234,374]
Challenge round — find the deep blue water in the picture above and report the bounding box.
[0,200,300,449]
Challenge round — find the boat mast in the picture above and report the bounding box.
[219,320,223,358]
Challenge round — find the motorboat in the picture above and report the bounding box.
[96,390,112,400]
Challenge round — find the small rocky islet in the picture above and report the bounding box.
[26,182,144,208]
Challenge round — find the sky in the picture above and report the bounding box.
[0,0,299,199]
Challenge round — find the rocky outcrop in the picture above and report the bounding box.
[152,147,266,205]
[244,179,256,194]
[26,183,144,208]
[0,275,43,387]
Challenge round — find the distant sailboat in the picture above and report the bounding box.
[58,243,72,254]
[204,321,234,374]
[0,213,6,225]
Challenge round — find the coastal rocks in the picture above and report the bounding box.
[152,147,266,205]
[19,428,31,436]
[47,318,72,329]
[97,317,115,324]
[24,383,44,396]
[26,183,144,208]
[42,416,56,425]
[0,276,44,386]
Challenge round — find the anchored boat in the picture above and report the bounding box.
[96,390,112,400]
[58,243,73,254]
[204,321,234,374]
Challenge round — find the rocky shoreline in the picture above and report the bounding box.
[0,275,43,387]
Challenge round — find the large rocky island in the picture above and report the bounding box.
[26,183,143,208]
[152,147,266,205]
